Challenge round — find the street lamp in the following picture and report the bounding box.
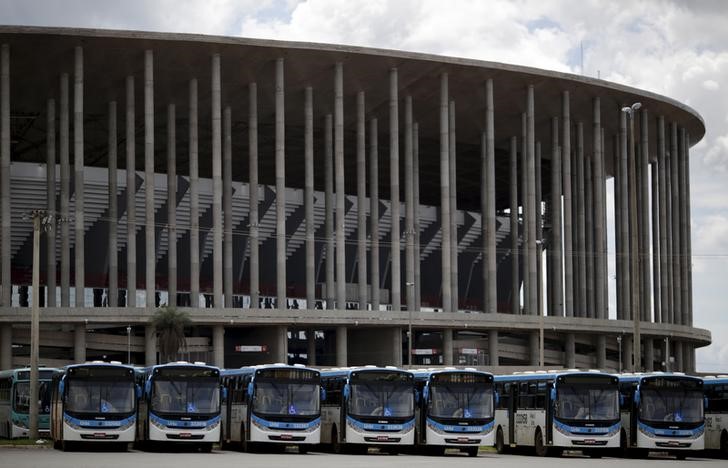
[621,102,642,372]
[536,238,545,368]
[126,325,132,364]
[405,282,415,367]
[617,335,623,373]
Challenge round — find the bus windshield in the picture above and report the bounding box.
[65,380,135,414]
[152,379,220,415]
[13,382,51,415]
[349,382,413,418]
[556,385,619,421]
[429,383,493,419]
[253,381,320,416]
[639,388,703,423]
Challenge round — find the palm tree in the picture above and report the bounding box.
[151,306,191,364]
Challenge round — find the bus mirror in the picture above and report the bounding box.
[620,394,625,407]
[423,384,429,402]
[495,391,500,407]
[58,379,65,397]
[704,396,709,410]
[414,390,420,404]
[550,388,556,402]
[320,388,326,402]
[247,382,254,398]
[135,384,142,400]
[144,380,152,398]
[343,384,350,400]
[634,387,640,406]
[221,387,228,403]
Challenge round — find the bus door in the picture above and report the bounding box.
[223,377,232,442]
[508,383,517,445]
[545,381,553,445]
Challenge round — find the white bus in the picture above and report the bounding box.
[413,368,495,457]
[50,362,139,451]
[221,364,322,453]
[320,366,416,454]
[0,367,58,438]
[494,371,620,457]
[135,362,223,452]
[703,375,728,458]
[618,373,705,458]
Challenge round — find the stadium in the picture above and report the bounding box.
[0,26,709,372]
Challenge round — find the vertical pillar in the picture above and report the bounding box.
[324,114,334,308]
[439,73,451,313]
[679,128,689,326]
[596,335,606,369]
[640,110,651,322]
[623,336,634,372]
[585,151,594,317]
[0,325,10,369]
[685,134,693,326]
[619,111,630,320]
[275,326,288,363]
[561,92,573,317]
[614,132,623,320]
[223,106,233,307]
[442,329,453,366]
[304,87,315,309]
[0,44,8,307]
[535,142,543,318]
[334,62,346,311]
[211,53,222,308]
[658,116,668,324]
[107,102,119,308]
[74,324,86,363]
[526,87,537,317]
[370,119,380,311]
[629,111,641,369]
[189,79,200,307]
[167,104,177,307]
[306,329,317,366]
[564,333,575,368]
[652,134,661,322]
[644,339,654,372]
[389,68,401,311]
[74,46,85,307]
[356,91,367,310]
[404,96,415,312]
[248,83,258,309]
[392,328,403,367]
[125,76,136,307]
[60,73,71,307]
[144,50,154,309]
[275,58,286,311]
[336,326,347,367]
[47,99,57,307]
[575,122,586,317]
[674,341,684,372]
[488,330,499,366]
[670,122,681,324]
[413,123,421,312]
[509,136,519,315]
[145,324,156,366]
[665,129,674,324]
[593,98,606,320]
[529,331,539,366]
[484,79,497,314]
[449,100,458,313]
[550,118,563,316]
[521,114,528,313]
[213,324,225,368]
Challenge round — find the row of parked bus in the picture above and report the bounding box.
[1,362,727,458]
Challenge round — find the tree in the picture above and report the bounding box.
[151,306,191,364]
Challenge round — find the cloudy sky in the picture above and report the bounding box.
[2,0,727,371]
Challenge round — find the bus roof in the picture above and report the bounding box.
[616,372,703,384]
[411,368,493,380]
[143,361,219,373]
[221,363,320,377]
[702,376,728,385]
[494,370,617,382]
[320,366,413,379]
[0,367,60,379]
[63,361,136,371]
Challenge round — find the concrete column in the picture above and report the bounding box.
[392,328,403,368]
[47,99,57,307]
[144,50,155,309]
[307,329,316,367]
[658,117,668,324]
[167,104,177,307]
[623,336,634,372]
[596,335,606,369]
[413,123,421,311]
[404,95,415,312]
[275,58,286,310]
[640,110,651,322]
[145,324,156,366]
[685,134,694,326]
[614,132,623,320]
[248,83,258,309]
[526,87,537,317]
[74,46,85,307]
[564,333,575,368]
[529,331,539,366]
[439,73,451,313]
[324,114,334,308]
[223,106,233,308]
[336,326,347,367]
[644,339,654,372]
[276,326,288,363]
[334,62,346,311]
[509,136,519,315]
[213,325,225,368]
[536,142,543,318]
[442,329,453,366]
[74,324,86,363]
[107,101,118,308]
[211,54,223,308]
[356,91,367,310]
[665,131,674,324]
[521,114,529,314]
[628,113,641,369]
[484,79,497,314]
[585,151,594,317]
[679,128,689,326]
[488,330,499,366]
[561,92,573,317]
[593,98,606,320]
[304,87,315,309]
[369,119,380,311]
[575,122,586,317]
[389,68,401,311]
[674,341,684,372]
[651,143,661,323]
[0,44,8,307]
[0,325,11,369]
[124,77,136,307]
[449,100,458,313]
[670,123,681,323]
[60,73,71,307]
[550,118,562,316]
[619,111,630,320]
[189,79,200,307]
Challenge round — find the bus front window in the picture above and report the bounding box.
[429,384,493,419]
[152,380,220,414]
[65,381,134,414]
[639,389,703,423]
[349,383,413,418]
[556,385,619,421]
[253,382,320,416]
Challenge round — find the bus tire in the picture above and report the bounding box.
[331,426,342,454]
[495,426,507,454]
[298,444,308,454]
[61,440,72,452]
[721,431,728,459]
[534,429,548,457]
[239,424,249,452]
[465,446,479,457]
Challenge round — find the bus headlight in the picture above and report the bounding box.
[150,417,167,430]
[118,417,135,431]
[206,418,220,431]
[63,416,83,431]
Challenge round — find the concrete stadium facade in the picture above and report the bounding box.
[0,26,709,372]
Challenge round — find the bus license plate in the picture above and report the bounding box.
[281,434,292,440]
[377,436,389,442]
[583,439,596,445]
[93,433,107,439]
[668,441,680,447]
[179,433,192,438]
[457,437,470,443]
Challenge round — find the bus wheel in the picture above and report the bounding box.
[495,427,507,454]
[61,440,73,452]
[331,426,342,454]
[200,443,213,453]
[721,431,728,459]
[239,424,249,452]
[298,444,308,454]
[674,452,687,461]
[465,446,479,457]
[534,430,548,457]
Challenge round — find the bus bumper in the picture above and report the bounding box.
[62,420,135,442]
[424,423,495,447]
[636,427,704,451]
[148,420,221,442]
[249,419,321,445]
[552,422,620,448]
[345,418,415,446]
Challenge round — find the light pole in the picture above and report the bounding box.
[617,334,623,373]
[664,336,670,372]
[406,281,414,367]
[621,102,642,372]
[126,325,132,364]
[536,239,544,367]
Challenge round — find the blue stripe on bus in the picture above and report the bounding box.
[637,421,704,438]
[63,413,135,428]
[251,414,320,430]
[426,417,494,433]
[150,413,220,429]
[553,419,619,435]
[346,415,415,432]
